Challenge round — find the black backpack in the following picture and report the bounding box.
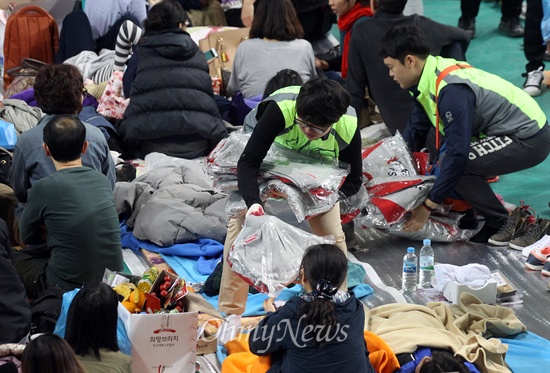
[29,287,64,336]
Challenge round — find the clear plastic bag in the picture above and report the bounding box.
[361,131,418,180]
[359,175,435,228]
[228,215,335,296]
[381,210,477,242]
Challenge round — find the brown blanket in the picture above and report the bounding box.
[366,293,526,373]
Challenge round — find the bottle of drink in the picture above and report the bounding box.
[419,239,435,289]
[402,247,418,292]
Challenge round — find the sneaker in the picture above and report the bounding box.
[498,17,524,37]
[525,246,550,271]
[542,257,550,276]
[510,218,550,251]
[487,206,531,246]
[521,226,550,257]
[523,67,544,97]
[217,314,241,346]
[458,17,476,38]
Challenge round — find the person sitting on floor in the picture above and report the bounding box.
[120,0,228,159]
[226,0,316,124]
[21,334,87,373]
[7,64,115,246]
[65,283,132,373]
[248,244,376,373]
[13,115,123,297]
[379,24,549,243]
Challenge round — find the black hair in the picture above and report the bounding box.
[65,283,120,360]
[419,350,471,373]
[379,24,430,63]
[299,244,348,335]
[295,75,350,127]
[250,0,304,41]
[143,0,187,32]
[262,69,303,99]
[378,0,407,14]
[22,334,86,373]
[43,115,86,163]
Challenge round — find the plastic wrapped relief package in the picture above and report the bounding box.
[361,131,418,180]
[208,130,349,222]
[228,215,335,296]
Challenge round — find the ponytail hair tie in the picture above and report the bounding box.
[311,279,338,300]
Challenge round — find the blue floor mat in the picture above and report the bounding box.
[499,331,550,373]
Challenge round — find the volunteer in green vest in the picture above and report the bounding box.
[380,24,549,243]
[217,75,363,344]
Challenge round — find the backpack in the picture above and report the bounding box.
[3,5,59,88]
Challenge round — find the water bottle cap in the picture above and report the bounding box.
[407,247,415,253]
[423,239,431,245]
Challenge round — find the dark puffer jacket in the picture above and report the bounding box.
[120,28,228,159]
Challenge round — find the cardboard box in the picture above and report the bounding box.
[118,303,198,373]
[443,279,498,305]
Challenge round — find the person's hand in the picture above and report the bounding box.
[402,204,431,232]
[263,297,276,313]
[315,57,329,70]
[246,203,264,217]
[241,0,255,27]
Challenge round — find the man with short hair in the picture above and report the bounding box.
[14,115,123,297]
[346,0,470,134]
[380,24,549,243]
[10,64,115,242]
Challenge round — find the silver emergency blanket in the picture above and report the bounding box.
[228,215,335,296]
[207,131,349,222]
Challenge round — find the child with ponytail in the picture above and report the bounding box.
[249,244,375,373]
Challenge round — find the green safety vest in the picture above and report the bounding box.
[262,86,357,161]
[416,56,546,139]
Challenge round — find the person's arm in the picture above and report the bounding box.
[346,32,369,120]
[237,101,285,208]
[403,84,474,231]
[113,21,143,71]
[426,84,474,204]
[338,125,363,198]
[10,143,31,204]
[123,51,139,98]
[19,185,46,245]
[241,0,256,27]
[249,303,294,355]
[402,101,431,152]
[99,139,116,189]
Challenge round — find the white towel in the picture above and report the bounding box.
[434,263,492,292]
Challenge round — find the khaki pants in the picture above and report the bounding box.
[218,203,346,315]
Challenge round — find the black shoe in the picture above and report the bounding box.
[458,209,479,230]
[498,18,524,37]
[458,16,476,38]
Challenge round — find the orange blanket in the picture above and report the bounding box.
[222,331,400,373]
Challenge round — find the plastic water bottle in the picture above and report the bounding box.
[402,247,418,292]
[419,239,435,289]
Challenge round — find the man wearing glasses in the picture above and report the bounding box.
[218,75,363,342]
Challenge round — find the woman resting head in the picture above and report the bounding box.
[22,334,86,373]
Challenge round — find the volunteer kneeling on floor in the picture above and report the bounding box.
[381,25,550,243]
[217,75,363,343]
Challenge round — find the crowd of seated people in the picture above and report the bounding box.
[0,0,547,371]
